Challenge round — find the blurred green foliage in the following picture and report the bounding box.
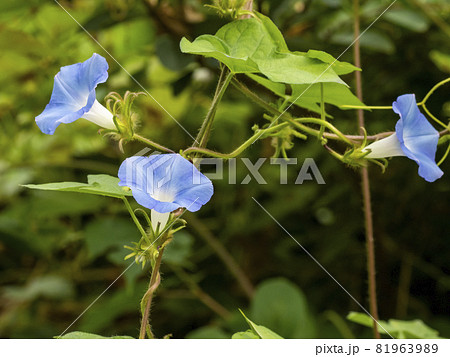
[348,312,444,338]
[0,0,449,338]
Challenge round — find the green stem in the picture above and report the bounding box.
[292,118,355,146]
[340,105,392,110]
[421,103,448,129]
[139,247,165,339]
[343,77,450,129]
[232,78,361,144]
[194,68,234,150]
[232,78,279,115]
[122,197,148,239]
[240,0,253,19]
[133,134,174,153]
[318,83,326,141]
[134,208,153,228]
[437,142,450,166]
[324,144,345,161]
[233,76,450,150]
[183,123,289,159]
[418,77,450,105]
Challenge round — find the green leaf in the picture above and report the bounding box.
[383,8,429,33]
[163,231,194,267]
[346,312,392,335]
[290,82,366,111]
[430,50,450,74]
[388,320,442,339]
[105,18,156,58]
[23,181,88,192]
[84,218,139,261]
[238,309,284,339]
[56,331,134,339]
[186,326,229,339]
[253,12,289,52]
[250,278,316,338]
[181,12,348,85]
[258,52,347,86]
[83,175,132,198]
[78,282,146,333]
[23,175,132,199]
[156,34,193,71]
[180,25,265,73]
[232,330,260,339]
[247,73,366,115]
[2,275,75,302]
[305,49,361,75]
[347,312,444,339]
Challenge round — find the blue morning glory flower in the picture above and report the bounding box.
[364,94,443,182]
[118,154,214,231]
[35,53,116,135]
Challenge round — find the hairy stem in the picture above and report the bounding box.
[133,134,175,153]
[354,0,380,339]
[183,123,289,159]
[139,247,165,339]
[232,78,387,143]
[194,68,234,150]
[242,1,253,14]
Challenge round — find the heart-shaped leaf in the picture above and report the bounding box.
[181,12,355,86]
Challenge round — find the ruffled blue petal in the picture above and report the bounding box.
[118,154,214,213]
[35,53,109,135]
[164,154,214,212]
[394,94,443,182]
